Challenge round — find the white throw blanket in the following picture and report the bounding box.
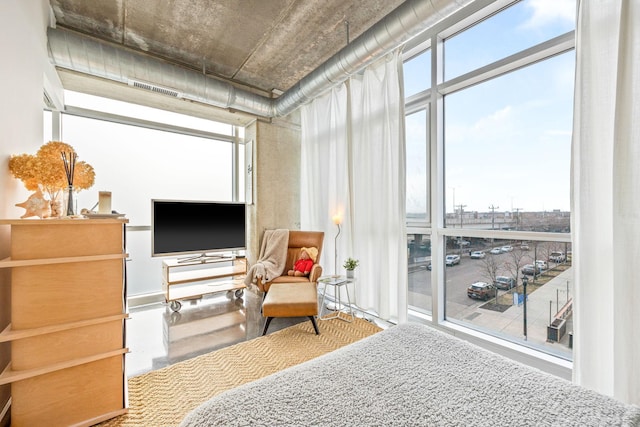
[244,229,289,286]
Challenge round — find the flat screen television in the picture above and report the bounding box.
[151,199,246,260]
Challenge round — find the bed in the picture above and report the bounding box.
[180,322,640,426]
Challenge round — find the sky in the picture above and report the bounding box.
[404,0,576,215]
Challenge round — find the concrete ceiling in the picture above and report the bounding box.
[49,0,405,100]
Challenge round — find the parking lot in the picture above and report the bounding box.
[408,245,573,358]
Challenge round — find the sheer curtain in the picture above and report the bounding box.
[301,85,351,275]
[301,51,407,322]
[572,0,640,405]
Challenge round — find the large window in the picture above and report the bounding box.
[403,49,431,98]
[49,92,242,296]
[405,109,429,223]
[444,51,573,229]
[404,0,575,361]
[445,0,576,80]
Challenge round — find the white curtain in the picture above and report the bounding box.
[301,85,351,274]
[301,51,407,322]
[572,0,640,405]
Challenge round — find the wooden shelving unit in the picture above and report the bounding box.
[162,256,247,312]
[0,218,129,427]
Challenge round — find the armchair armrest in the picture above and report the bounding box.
[309,264,323,283]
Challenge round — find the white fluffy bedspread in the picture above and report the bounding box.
[181,323,640,427]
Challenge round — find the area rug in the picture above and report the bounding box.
[97,317,382,427]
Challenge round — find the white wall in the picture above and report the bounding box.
[0,1,54,422]
[0,0,56,218]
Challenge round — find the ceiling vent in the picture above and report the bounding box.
[128,79,183,98]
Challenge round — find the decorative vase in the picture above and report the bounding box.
[50,192,63,218]
[50,199,63,218]
[66,185,75,216]
[346,269,354,279]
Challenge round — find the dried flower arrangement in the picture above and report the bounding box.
[9,141,95,217]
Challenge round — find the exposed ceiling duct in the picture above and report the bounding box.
[47,0,472,119]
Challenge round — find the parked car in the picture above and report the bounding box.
[535,260,548,270]
[500,245,513,253]
[489,248,502,255]
[467,282,497,300]
[521,264,542,275]
[549,251,566,262]
[494,276,516,290]
[445,254,460,266]
[520,243,530,250]
[470,251,486,259]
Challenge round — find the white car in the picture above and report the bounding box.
[470,251,486,259]
[445,254,460,266]
[489,248,502,254]
[535,260,548,270]
[549,251,566,262]
[500,245,513,252]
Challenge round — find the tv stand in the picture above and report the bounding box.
[162,255,247,312]
[177,252,233,264]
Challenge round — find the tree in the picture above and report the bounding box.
[504,248,528,294]
[480,255,501,303]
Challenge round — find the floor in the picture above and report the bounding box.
[125,288,304,377]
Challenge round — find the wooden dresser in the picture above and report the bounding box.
[0,218,128,426]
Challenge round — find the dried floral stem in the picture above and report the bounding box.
[61,151,77,186]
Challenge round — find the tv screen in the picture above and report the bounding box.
[151,199,246,257]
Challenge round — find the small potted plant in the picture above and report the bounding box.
[343,257,359,278]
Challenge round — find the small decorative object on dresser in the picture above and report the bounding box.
[343,257,359,278]
[14,188,51,218]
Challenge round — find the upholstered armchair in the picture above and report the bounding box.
[257,230,324,294]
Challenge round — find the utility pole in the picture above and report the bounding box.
[456,204,467,229]
[452,188,456,225]
[488,204,499,230]
[456,203,466,257]
[513,207,522,230]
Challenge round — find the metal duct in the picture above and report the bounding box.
[273,0,473,116]
[47,27,276,117]
[47,0,472,118]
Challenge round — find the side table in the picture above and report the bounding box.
[318,275,356,322]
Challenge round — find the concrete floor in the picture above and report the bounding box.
[125,288,304,377]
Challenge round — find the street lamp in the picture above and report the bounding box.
[522,275,528,341]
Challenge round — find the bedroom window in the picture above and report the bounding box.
[444,236,572,359]
[444,0,576,80]
[403,49,431,98]
[407,233,431,313]
[405,109,429,224]
[404,0,575,360]
[56,93,241,296]
[444,51,573,231]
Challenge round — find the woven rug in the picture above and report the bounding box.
[97,317,382,427]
